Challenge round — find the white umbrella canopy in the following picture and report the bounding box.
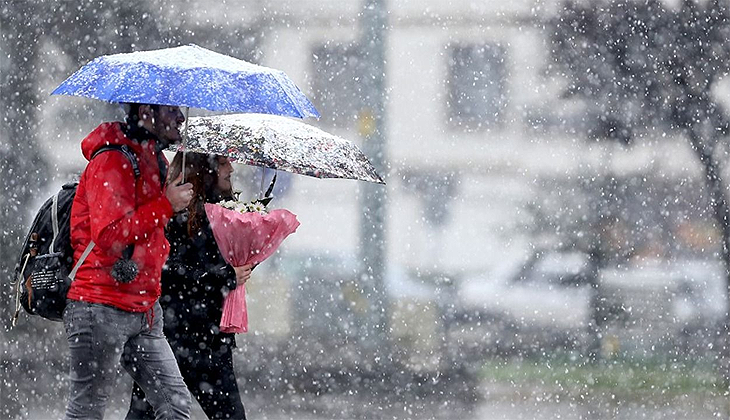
[169,113,385,184]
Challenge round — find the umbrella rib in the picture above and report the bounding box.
[270,71,320,118]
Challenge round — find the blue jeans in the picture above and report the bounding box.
[63,300,191,419]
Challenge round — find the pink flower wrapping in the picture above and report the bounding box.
[205,203,300,333]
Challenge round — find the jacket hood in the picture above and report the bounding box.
[80,122,134,161]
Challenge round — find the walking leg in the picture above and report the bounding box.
[122,302,191,420]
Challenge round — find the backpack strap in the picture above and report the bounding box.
[69,241,95,281]
[50,192,60,254]
[92,144,140,178]
[90,144,141,270]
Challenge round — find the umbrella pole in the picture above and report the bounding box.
[182,106,189,182]
[260,168,265,197]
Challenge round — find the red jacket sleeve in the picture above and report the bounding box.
[84,151,173,256]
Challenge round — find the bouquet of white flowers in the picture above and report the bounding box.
[206,185,299,333]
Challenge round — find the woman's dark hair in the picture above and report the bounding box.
[168,152,234,236]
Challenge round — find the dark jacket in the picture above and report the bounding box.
[69,122,173,312]
[160,208,238,350]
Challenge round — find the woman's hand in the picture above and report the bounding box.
[233,264,253,286]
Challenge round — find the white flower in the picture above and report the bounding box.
[251,201,268,214]
[219,200,237,210]
[217,198,269,214]
[234,202,248,213]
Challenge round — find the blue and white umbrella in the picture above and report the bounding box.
[51,44,319,118]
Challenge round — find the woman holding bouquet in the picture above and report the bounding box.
[126,152,251,420]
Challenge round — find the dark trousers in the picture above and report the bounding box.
[126,342,246,420]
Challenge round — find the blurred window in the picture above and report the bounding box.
[311,43,363,128]
[447,43,507,130]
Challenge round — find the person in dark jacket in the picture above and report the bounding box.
[65,104,194,419]
[126,151,252,420]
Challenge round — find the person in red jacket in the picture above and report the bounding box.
[64,103,194,419]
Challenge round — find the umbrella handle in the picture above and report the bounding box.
[260,169,277,198]
[181,106,190,183]
[265,172,277,198]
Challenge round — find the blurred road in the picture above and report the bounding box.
[23,378,726,420]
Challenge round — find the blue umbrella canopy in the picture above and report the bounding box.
[51,44,319,118]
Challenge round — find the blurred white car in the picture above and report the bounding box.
[457,251,729,356]
[601,259,727,325]
[458,250,593,328]
[455,249,596,355]
[599,259,727,355]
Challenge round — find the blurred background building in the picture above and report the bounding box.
[15,0,728,365]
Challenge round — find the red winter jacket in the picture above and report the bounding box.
[67,122,174,312]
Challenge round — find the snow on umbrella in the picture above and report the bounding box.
[51,44,319,118]
[168,113,385,184]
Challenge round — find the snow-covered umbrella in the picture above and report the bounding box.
[51,44,319,118]
[168,113,385,184]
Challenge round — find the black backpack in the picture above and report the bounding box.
[12,145,139,324]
